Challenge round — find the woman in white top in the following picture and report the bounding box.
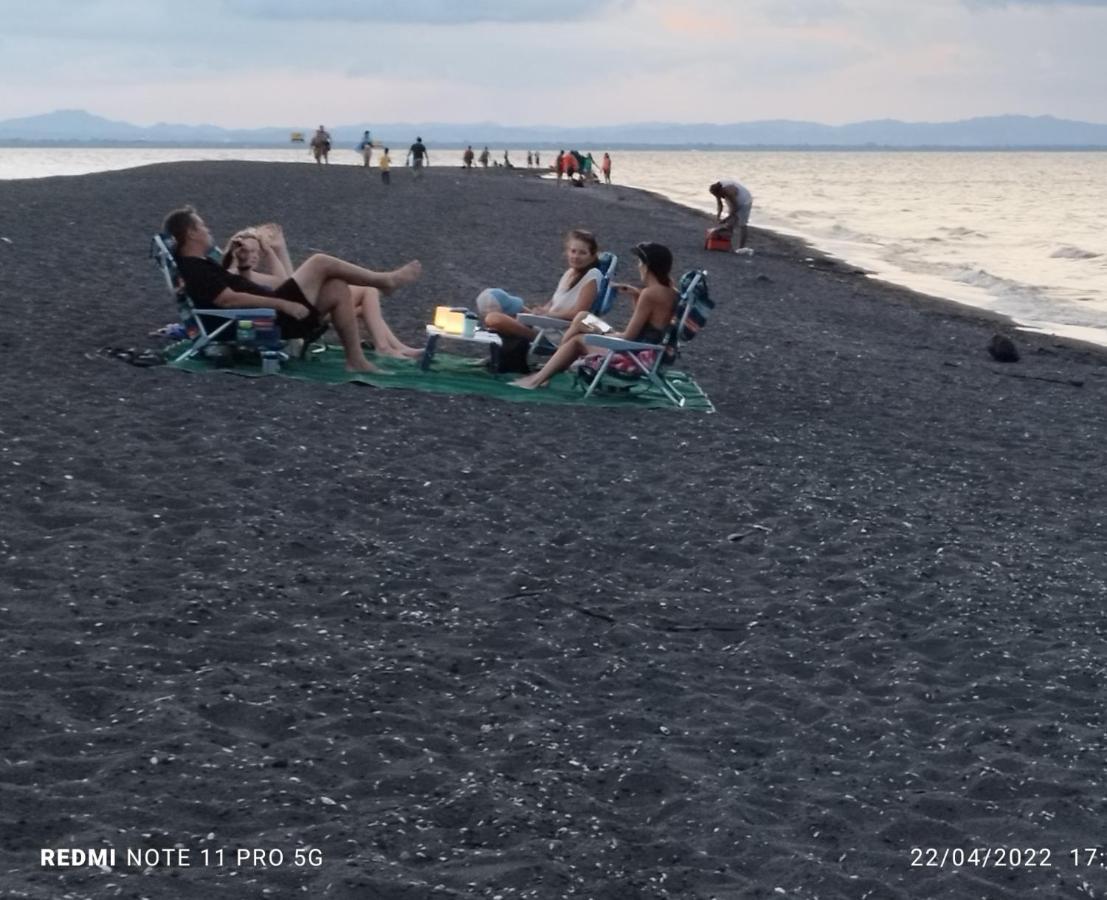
[476,229,603,341]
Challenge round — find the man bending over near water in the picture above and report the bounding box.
[709,178,753,249]
[163,206,421,374]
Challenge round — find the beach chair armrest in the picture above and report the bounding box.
[581,335,662,353]
[192,307,279,320]
[518,314,570,330]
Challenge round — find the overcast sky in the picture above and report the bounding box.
[2,0,1105,127]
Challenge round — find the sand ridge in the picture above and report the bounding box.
[1,161,1106,898]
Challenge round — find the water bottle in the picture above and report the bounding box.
[237,319,256,348]
[261,351,281,375]
[254,318,281,350]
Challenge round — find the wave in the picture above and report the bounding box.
[1050,245,1102,260]
[937,226,988,239]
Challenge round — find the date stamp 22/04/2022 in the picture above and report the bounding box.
[911,847,1107,870]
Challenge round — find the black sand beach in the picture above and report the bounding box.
[2,161,1107,899]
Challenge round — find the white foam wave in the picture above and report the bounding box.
[1050,245,1102,260]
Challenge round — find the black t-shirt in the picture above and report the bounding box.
[177,255,278,307]
[409,142,427,160]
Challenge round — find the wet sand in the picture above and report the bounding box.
[1,161,1106,899]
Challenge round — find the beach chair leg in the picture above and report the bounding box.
[649,372,685,407]
[420,334,439,371]
[582,353,614,399]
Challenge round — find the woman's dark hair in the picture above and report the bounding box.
[563,228,600,290]
[162,205,198,254]
[632,242,673,287]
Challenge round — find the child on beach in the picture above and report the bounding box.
[512,242,677,390]
[222,225,420,359]
[380,148,391,184]
[476,229,604,342]
[164,205,421,373]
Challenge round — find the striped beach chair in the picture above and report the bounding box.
[150,233,286,366]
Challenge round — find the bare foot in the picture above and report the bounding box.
[346,359,385,374]
[384,260,422,294]
[376,347,421,360]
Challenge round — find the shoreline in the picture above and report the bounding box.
[3,160,1106,897]
[4,150,1105,353]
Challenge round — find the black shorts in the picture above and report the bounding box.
[273,279,323,340]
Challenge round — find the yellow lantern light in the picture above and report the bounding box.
[433,306,468,334]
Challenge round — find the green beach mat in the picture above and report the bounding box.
[167,345,714,411]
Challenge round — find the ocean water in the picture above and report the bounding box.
[2,146,1105,345]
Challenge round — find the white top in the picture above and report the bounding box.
[719,178,752,207]
[548,267,602,317]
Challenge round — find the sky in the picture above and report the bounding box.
[1,0,1106,127]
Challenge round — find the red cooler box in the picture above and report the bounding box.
[705,228,732,251]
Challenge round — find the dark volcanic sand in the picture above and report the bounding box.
[2,161,1107,900]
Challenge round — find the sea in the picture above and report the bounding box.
[2,146,1105,346]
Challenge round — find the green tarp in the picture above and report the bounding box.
[167,344,714,411]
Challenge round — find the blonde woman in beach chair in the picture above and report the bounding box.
[223,225,421,359]
[511,242,679,392]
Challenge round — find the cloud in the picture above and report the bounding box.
[223,0,630,23]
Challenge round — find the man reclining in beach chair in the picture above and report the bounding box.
[161,206,421,373]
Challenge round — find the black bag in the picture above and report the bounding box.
[493,335,531,374]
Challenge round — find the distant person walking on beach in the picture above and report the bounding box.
[379,148,392,184]
[503,150,513,168]
[357,130,373,167]
[601,152,612,184]
[221,225,421,359]
[163,206,421,373]
[310,126,331,165]
[463,146,475,170]
[526,151,533,167]
[556,150,566,185]
[535,150,541,167]
[479,146,490,169]
[407,137,429,177]
[709,178,753,249]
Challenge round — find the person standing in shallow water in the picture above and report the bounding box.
[602,152,612,184]
[479,146,490,169]
[358,130,373,167]
[463,146,475,170]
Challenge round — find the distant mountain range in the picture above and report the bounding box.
[2,109,1107,148]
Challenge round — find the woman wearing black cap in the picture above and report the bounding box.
[512,241,678,390]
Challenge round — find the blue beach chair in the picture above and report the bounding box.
[517,251,619,355]
[151,233,307,370]
[575,269,712,407]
